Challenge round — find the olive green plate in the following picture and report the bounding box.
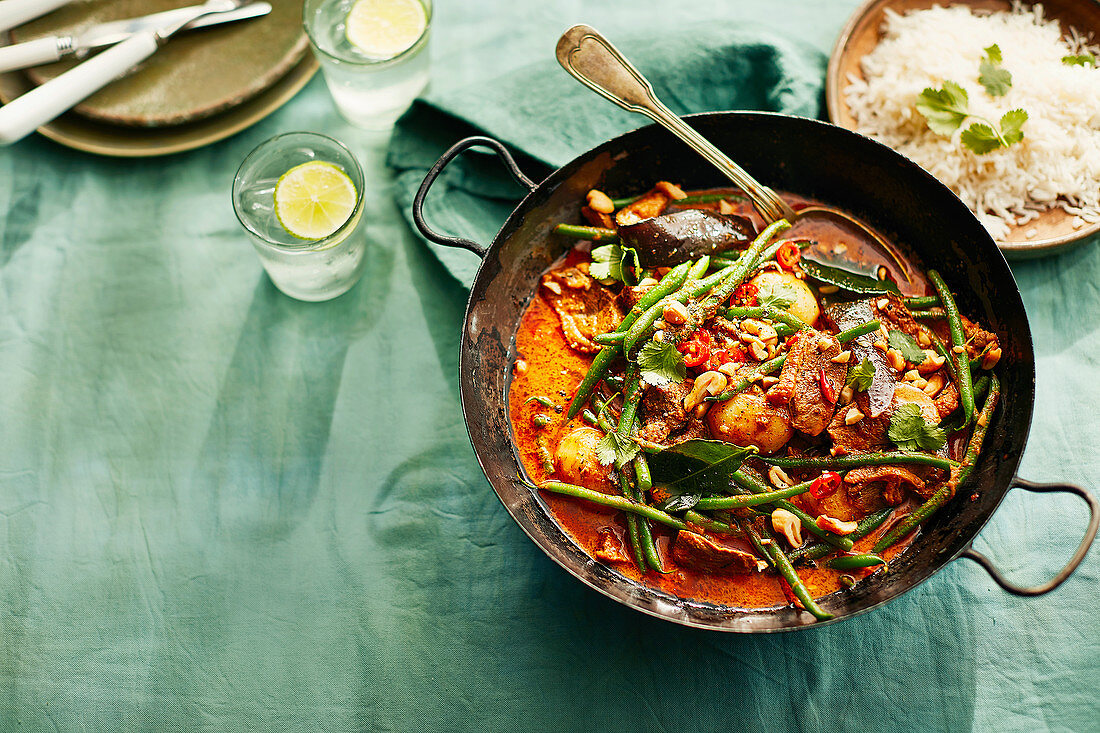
[9,0,309,127]
[0,54,317,157]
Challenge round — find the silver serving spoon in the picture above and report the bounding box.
[555,24,910,280]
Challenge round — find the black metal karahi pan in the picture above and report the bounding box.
[412,112,1098,632]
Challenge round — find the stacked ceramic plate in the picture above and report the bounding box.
[0,0,317,156]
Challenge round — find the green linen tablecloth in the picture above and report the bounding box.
[1,1,1097,730]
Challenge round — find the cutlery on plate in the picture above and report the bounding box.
[0,0,74,34]
[0,2,272,74]
[0,0,253,145]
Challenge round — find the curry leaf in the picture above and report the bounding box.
[888,330,926,365]
[915,81,970,135]
[800,258,900,295]
[846,358,876,392]
[979,44,1012,97]
[649,439,758,494]
[638,340,686,386]
[596,430,639,468]
[888,403,947,452]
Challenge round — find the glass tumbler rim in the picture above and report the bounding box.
[232,130,365,252]
[302,0,433,69]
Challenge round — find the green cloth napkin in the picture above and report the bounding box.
[388,23,826,287]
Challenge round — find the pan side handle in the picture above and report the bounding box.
[960,477,1099,596]
[412,136,538,259]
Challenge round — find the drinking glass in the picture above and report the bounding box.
[232,132,367,302]
[303,0,432,130]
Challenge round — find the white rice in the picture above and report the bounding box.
[843,3,1100,240]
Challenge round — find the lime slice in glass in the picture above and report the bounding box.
[274,161,357,240]
[345,0,427,59]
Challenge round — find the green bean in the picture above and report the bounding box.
[761,451,957,471]
[709,354,787,402]
[538,481,690,530]
[683,510,740,534]
[912,309,946,321]
[532,415,552,428]
[724,305,811,332]
[732,470,854,550]
[699,220,791,310]
[552,224,619,242]
[827,554,887,570]
[565,261,694,418]
[836,320,882,343]
[789,507,893,563]
[710,256,737,270]
[741,520,832,621]
[621,258,733,353]
[688,255,711,279]
[536,436,555,474]
[677,192,747,205]
[593,332,625,345]
[618,472,648,571]
[616,368,643,440]
[581,410,598,426]
[904,295,940,309]
[525,395,556,408]
[632,452,669,573]
[695,480,813,510]
[874,375,999,553]
[928,270,974,427]
[611,195,641,209]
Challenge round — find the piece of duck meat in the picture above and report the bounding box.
[540,265,623,353]
[770,329,846,436]
[615,187,671,227]
[671,531,759,574]
[595,529,630,564]
[844,465,927,510]
[934,381,960,421]
[825,299,897,417]
[960,314,1001,361]
[828,383,941,455]
[616,282,655,313]
[875,293,922,340]
[637,379,694,443]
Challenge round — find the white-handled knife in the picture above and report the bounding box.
[0,2,272,74]
[0,0,250,145]
[0,0,74,34]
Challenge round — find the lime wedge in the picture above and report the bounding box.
[345,0,427,59]
[274,161,357,241]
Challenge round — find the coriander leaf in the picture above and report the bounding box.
[758,292,794,310]
[596,430,639,468]
[589,243,641,284]
[999,109,1027,145]
[960,122,1002,154]
[846,357,876,392]
[916,81,969,135]
[637,340,686,387]
[978,62,1012,97]
[887,330,926,365]
[1062,52,1096,67]
[979,45,1011,97]
[888,403,947,453]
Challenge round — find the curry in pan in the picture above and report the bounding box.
[509,182,1002,621]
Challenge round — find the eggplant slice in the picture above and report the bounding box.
[618,209,755,267]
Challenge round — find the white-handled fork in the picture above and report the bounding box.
[0,0,245,145]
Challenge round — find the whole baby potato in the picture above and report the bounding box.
[751,270,820,326]
[706,392,793,454]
